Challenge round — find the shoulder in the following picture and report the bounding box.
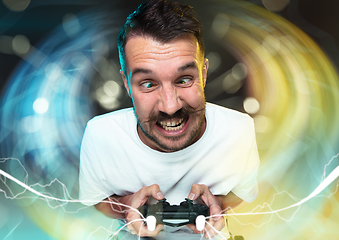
[206,102,253,126]
[205,102,255,141]
[84,108,135,137]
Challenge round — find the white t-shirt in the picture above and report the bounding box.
[79,103,259,206]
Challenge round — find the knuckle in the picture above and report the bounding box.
[126,217,133,224]
[140,184,159,193]
[150,184,160,190]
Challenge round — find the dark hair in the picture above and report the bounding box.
[117,0,204,74]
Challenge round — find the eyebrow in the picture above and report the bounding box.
[132,68,152,76]
[131,62,198,76]
[178,62,198,72]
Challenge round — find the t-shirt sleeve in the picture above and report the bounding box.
[232,119,260,203]
[78,120,112,206]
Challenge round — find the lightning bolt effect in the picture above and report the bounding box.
[0,155,339,239]
[1,0,339,239]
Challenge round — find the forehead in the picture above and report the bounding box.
[124,35,203,71]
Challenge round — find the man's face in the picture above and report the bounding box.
[121,35,209,152]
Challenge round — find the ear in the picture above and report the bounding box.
[120,69,131,97]
[202,58,209,87]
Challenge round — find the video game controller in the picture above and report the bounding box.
[138,198,209,232]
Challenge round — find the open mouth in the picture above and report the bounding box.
[157,117,187,131]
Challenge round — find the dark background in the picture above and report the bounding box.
[1,0,339,101]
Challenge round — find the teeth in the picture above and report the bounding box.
[159,118,184,131]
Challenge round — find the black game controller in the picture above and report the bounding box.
[138,198,209,231]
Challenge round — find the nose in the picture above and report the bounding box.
[158,84,182,115]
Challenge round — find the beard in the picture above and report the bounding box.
[135,104,206,152]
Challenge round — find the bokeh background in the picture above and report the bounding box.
[1,0,339,239]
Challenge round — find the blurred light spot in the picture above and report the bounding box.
[96,84,121,110]
[206,52,221,74]
[33,98,49,114]
[223,74,243,94]
[262,0,290,12]
[45,63,62,81]
[232,63,248,80]
[2,0,31,12]
[69,220,93,240]
[0,35,14,54]
[98,95,120,110]
[71,53,87,69]
[243,97,260,114]
[262,35,281,54]
[254,115,272,133]
[92,37,109,59]
[95,58,109,79]
[62,14,81,38]
[20,116,42,133]
[103,81,121,98]
[212,13,230,38]
[12,35,30,55]
[222,63,247,94]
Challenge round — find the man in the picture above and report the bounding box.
[79,0,260,239]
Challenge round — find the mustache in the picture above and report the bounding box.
[143,105,205,124]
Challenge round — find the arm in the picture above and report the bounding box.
[187,184,244,239]
[94,195,131,219]
[216,191,244,210]
[94,184,165,237]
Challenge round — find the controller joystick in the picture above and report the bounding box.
[195,215,206,231]
[146,215,156,231]
[139,198,209,231]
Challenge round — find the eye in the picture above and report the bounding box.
[176,77,193,87]
[141,82,155,88]
[140,81,158,92]
[178,78,189,84]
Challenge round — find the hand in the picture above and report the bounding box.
[124,184,165,237]
[186,184,225,239]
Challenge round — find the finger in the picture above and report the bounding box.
[188,184,208,201]
[209,202,224,221]
[205,202,223,232]
[144,223,164,236]
[204,215,225,239]
[186,223,203,234]
[125,220,142,236]
[202,195,224,238]
[142,184,165,200]
[126,224,134,231]
[125,206,145,234]
[129,218,148,236]
[127,211,164,237]
[134,184,164,206]
[129,184,165,210]
[188,184,218,208]
[132,221,164,237]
